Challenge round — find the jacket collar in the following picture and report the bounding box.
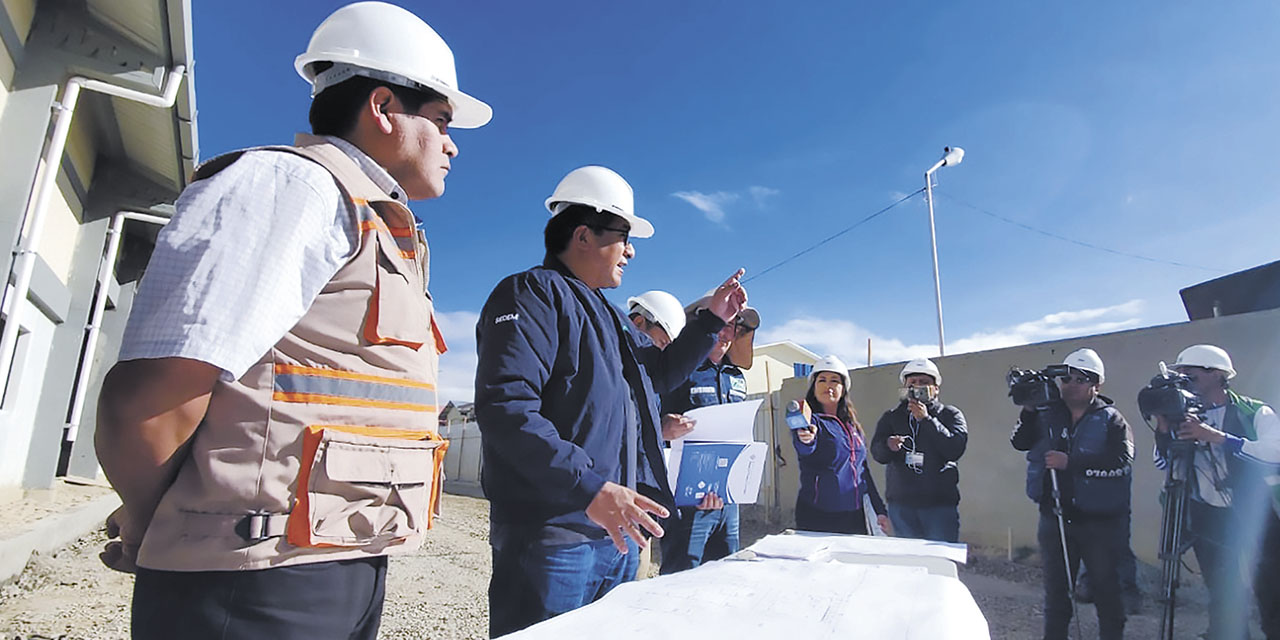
[698,356,741,375]
[542,254,583,283]
[317,135,408,204]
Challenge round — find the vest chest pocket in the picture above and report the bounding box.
[364,227,433,350]
[288,425,448,549]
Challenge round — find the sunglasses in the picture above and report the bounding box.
[588,224,630,244]
[1057,375,1095,385]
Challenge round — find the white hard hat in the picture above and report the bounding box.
[811,355,850,386]
[545,166,655,239]
[899,358,941,385]
[295,2,492,129]
[1062,348,1105,384]
[1173,344,1236,379]
[627,291,686,341]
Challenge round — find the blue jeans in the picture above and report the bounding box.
[659,504,740,574]
[488,523,638,638]
[887,503,960,542]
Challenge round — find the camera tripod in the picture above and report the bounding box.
[1158,438,1198,640]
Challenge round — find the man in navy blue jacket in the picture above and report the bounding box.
[658,298,759,574]
[475,165,747,638]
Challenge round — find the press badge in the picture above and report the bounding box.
[905,452,925,468]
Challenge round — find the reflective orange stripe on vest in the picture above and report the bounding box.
[356,202,417,260]
[273,364,436,413]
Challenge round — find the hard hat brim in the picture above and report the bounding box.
[295,53,492,129]
[545,197,655,239]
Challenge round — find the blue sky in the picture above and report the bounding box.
[192,1,1280,402]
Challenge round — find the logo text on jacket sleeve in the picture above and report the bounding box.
[494,313,519,325]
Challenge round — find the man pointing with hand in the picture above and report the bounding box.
[475,165,747,637]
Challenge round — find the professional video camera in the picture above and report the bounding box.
[1139,363,1204,640]
[1006,364,1069,407]
[1138,366,1203,422]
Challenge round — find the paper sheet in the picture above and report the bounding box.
[672,398,764,443]
[505,557,989,639]
[747,532,968,565]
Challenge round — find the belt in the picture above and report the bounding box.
[183,511,291,542]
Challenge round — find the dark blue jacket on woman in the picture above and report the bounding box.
[793,412,886,515]
[474,257,722,539]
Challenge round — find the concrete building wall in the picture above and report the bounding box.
[1,0,34,42]
[0,299,55,486]
[0,30,12,114]
[762,307,1280,564]
[0,0,195,490]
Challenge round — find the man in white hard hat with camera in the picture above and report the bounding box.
[870,358,968,543]
[475,165,748,636]
[94,3,489,638]
[1155,344,1280,640]
[1010,348,1134,640]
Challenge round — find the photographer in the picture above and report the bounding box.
[870,358,967,542]
[1010,348,1133,640]
[1153,344,1280,640]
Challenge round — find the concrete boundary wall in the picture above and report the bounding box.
[440,307,1280,564]
[770,307,1280,563]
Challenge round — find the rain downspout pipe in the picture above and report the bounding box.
[0,67,185,405]
[64,211,169,443]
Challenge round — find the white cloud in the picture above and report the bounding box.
[748,185,780,207]
[672,190,739,224]
[432,300,1144,405]
[434,309,480,404]
[756,299,1146,367]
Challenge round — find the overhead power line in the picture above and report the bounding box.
[742,188,924,284]
[937,192,1226,274]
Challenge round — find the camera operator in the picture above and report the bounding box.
[1010,348,1134,640]
[870,358,967,543]
[1154,344,1280,640]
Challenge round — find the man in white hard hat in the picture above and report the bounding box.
[1010,348,1134,640]
[1155,344,1280,640]
[628,290,685,351]
[656,294,760,574]
[870,358,968,543]
[94,3,489,638]
[475,166,748,637]
[627,291,698,441]
[626,290,696,578]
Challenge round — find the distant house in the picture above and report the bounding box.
[438,401,476,426]
[743,341,820,395]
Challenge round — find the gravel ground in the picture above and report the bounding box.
[0,493,1249,639]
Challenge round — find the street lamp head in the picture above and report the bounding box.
[942,146,965,167]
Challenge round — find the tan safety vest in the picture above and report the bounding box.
[137,135,449,572]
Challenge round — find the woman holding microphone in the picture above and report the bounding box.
[792,355,890,535]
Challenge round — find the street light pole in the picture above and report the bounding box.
[923,146,964,357]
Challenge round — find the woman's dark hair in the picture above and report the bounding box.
[308,69,448,137]
[543,205,625,256]
[806,373,863,435]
